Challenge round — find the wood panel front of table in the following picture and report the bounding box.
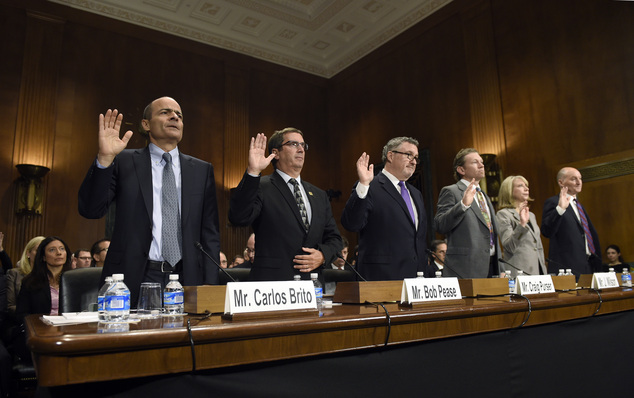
[26,288,634,386]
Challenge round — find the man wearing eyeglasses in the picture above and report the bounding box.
[341,137,427,281]
[434,148,501,279]
[229,128,343,281]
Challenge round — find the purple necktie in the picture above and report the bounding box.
[398,181,416,225]
[575,199,596,254]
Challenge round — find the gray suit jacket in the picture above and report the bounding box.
[434,182,500,278]
[496,208,546,277]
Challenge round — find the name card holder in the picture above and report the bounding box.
[551,275,577,291]
[516,275,556,296]
[223,281,318,320]
[184,285,227,314]
[458,278,508,297]
[332,281,403,304]
[591,272,621,290]
[399,278,464,307]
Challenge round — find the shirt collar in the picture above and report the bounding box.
[149,143,180,165]
[276,169,301,184]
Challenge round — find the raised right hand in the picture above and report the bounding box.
[356,152,374,186]
[557,186,570,210]
[461,178,477,207]
[97,109,133,167]
[247,133,275,175]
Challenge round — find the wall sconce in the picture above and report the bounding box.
[479,154,502,206]
[16,164,50,215]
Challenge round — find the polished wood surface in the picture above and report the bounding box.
[27,287,634,386]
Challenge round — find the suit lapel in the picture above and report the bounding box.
[180,153,193,224]
[271,172,307,233]
[134,147,153,222]
[379,173,416,229]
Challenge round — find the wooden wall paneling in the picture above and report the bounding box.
[460,0,506,168]
[7,12,64,259]
[223,66,251,261]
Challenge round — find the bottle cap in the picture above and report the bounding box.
[310,273,318,279]
[112,273,124,281]
[169,274,179,280]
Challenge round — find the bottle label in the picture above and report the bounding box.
[105,294,130,311]
[98,296,104,311]
[164,291,184,305]
[314,287,323,299]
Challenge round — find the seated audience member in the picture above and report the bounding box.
[219,251,228,269]
[603,244,627,272]
[90,238,110,267]
[231,256,245,268]
[240,233,256,268]
[73,249,92,269]
[0,232,12,273]
[495,176,546,277]
[426,239,447,277]
[7,236,45,313]
[324,237,350,295]
[16,236,73,318]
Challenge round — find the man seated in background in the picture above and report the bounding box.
[426,239,447,277]
[73,249,92,269]
[90,239,110,268]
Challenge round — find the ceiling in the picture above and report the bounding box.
[49,0,452,78]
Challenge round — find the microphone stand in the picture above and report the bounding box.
[195,241,236,282]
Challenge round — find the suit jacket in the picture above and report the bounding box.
[6,269,24,314]
[15,279,52,319]
[78,146,220,305]
[541,195,602,277]
[434,182,501,278]
[496,208,547,277]
[341,173,427,281]
[228,171,342,281]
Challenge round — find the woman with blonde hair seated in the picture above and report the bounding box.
[496,176,547,277]
[6,236,45,313]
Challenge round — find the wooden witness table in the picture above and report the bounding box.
[26,286,634,395]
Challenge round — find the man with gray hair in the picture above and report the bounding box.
[434,148,501,279]
[341,137,427,281]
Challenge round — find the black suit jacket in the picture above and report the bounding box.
[341,173,427,281]
[541,195,602,277]
[228,171,342,281]
[78,146,220,304]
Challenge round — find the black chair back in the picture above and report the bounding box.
[59,268,103,313]
[219,268,251,285]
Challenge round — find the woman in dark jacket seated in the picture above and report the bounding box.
[17,236,72,318]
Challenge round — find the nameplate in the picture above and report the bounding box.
[224,281,316,315]
[516,275,555,295]
[592,272,620,289]
[401,278,462,304]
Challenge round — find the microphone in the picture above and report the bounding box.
[425,249,466,279]
[336,253,367,282]
[194,241,236,283]
[499,258,532,275]
[546,258,568,271]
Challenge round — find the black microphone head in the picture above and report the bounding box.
[335,252,343,259]
[194,241,202,250]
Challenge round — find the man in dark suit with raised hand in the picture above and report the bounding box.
[78,96,220,305]
[541,167,601,278]
[434,148,501,279]
[341,137,427,281]
[229,129,342,281]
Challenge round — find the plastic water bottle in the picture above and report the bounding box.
[97,276,113,321]
[311,273,323,311]
[609,267,615,273]
[164,274,184,314]
[294,275,301,281]
[435,271,442,278]
[565,268,573,276]
[105,274,130,321]
[417,272,425,279]
[621,267,631,286]
[506,271,516,294]
[557,269,564,276]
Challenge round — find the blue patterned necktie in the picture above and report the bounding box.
[162,153,182,266]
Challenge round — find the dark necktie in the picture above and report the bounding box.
[575,199,596,254]
[398,181,416,225]
[162,153,182,266]
[289,178,309,231]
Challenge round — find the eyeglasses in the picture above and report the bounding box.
[99,247,109,253]
[78,256,92,261]
[391,150,419,163]
[280,141,308,151]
